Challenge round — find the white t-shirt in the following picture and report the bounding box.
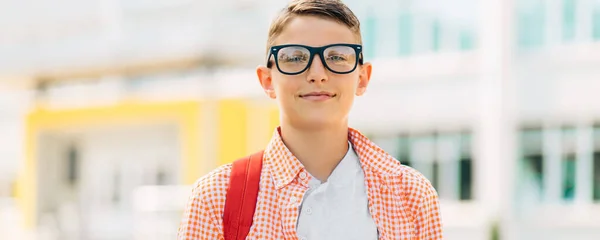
[296,142,379,240]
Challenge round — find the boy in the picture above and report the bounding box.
[178,0,443,239]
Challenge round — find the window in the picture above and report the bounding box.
[516,0,546,48]
[519,127,544,201]
[593,125,600,201]
[369,134,409,166]
[562,0,577,42]
[459,29,475,51]
[561,127,577,201]
[362,11,377,60]
[523,154,544,195]
[431,160,440,192]
[459,133,473,200]
[398,11,413,56]
[434,132,461,200]
[410,133,437,189]
[398,134,411,167]
[371,131,472,201]
[66,144,79,186]
[419,132,473,200]
[562,154,577,200]
[593,152,600,201]
[519,124,600,204]
[431,19,441,52]
[594,3,600,40]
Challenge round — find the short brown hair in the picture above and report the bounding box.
[266,0,362,56]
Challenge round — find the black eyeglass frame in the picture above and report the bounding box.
[266,43,364,75]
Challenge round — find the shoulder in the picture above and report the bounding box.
[397,165,443,238]
[367,150,437,202]
[189,164,232,211]
[179,164,233,238]
[398,164,438,207]
[378,156,438,200]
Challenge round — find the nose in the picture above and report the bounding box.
[306,54,328,83]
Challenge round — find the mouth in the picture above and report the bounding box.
[299,91,336,101]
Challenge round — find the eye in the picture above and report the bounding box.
[281,54,308,63]
[327,55,347,62]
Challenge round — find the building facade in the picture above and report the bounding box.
[1,0,600,239]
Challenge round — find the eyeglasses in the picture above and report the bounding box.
[267,43,363,75]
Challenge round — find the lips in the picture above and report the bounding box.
[299,91,336,98]
[299,91,336,101]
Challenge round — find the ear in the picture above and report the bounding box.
[355,62,372,96]
[257,65,276,99]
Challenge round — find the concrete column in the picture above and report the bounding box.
[476,0,517,238]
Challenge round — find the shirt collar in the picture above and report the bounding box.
[264,127,404,189]
[324,141,360,186]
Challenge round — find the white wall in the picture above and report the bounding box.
[0,89,33,197]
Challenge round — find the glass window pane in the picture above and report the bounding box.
[524,155,544,196]
[459,29,475,51]
[431,18,441,52]
[432,161,440,191]
[398,134,411,167]
[562,127,577,202]
[562,0,577,42]
[398,12,413,56]
[459,133,473,200]
[593,4,600,40]
[459,158,473,200]
[362,12,377,60]
[516,0,545,48]
[519,127,544,202]
[410,134,436,187]
[562,154,577,201]
[436,133,462,201]
[593,152,600,201]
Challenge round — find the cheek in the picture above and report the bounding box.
[339,76,360,96]
[272,76,301,99]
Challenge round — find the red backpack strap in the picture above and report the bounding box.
[223,151,264,240]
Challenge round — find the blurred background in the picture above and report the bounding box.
[1,0,600,239]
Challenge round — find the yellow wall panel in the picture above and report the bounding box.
[217,99,248,166]
[269,105,280,134]
[19,100,203,229]
[246,104,268,154]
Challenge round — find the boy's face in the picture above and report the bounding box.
[257,15,372,130]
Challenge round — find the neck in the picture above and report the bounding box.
[279,122,350,182]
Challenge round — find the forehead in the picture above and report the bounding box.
[274,15,359,47]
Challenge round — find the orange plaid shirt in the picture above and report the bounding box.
[178,127,443,239]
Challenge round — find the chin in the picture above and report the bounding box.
[296,116,344,130]
[283,109,348,129]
